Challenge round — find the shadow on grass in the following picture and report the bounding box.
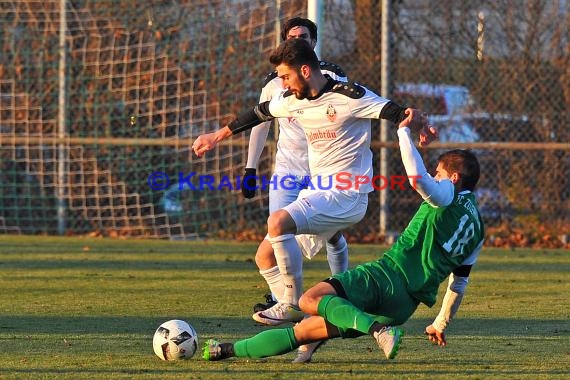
[0,315,257,336]
[0,315,568,337]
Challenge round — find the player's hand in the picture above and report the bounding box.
[192,126,233,157]
[425,324,446,346]
[242,168,257,199]
[402,108,426,133]
[419,125,438,147]
[192,133,217,157]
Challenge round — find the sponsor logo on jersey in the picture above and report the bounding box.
[306,129,337,143]
[326,104,337,122]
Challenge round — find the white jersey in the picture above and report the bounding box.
[268,79,392,193]
[246,62,347,177]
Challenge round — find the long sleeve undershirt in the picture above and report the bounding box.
[246,121,272,169]
[397,127,454,207]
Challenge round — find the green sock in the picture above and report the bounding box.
[234,327,298,358]
[317,294,376,335]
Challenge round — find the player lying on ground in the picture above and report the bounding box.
[201,112,485,362]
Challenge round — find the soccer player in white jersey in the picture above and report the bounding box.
[245,17,349,321]
[245,18,351,363]
[193,38,429,326]
[200,113,485,363]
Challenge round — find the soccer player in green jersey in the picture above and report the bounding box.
[201,98,484,363]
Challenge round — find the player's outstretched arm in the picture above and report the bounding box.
[193,101,276,158]
[397,116,454,207]
[425,271,471,347]
[192,126,232,157]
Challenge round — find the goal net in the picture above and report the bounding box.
[0,0,305,238]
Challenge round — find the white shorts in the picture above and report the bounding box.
[284,188,369,236]
[268,173,308,214]
[267,173,323,258]
[295,234,327,259]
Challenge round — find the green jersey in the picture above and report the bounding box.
[384,190,485,307]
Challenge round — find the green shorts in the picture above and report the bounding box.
[328,257,419,338]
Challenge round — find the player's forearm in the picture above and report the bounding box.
[212,126,233,143]
[228,101,274,135]
[379,101,407,124]
[192,126,233,157]
[246,121,271,169]
[397,127,426,178]
[397,127,454,207]
[432,274,468,332]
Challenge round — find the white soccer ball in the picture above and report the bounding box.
[152,319,198,360]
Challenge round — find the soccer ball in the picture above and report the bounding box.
[152,319,198,360]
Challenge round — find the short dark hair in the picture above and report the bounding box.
[281,17,318,41]
[437,149,480,191]
[269,38,320,71]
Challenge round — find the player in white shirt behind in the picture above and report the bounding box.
[193,38,432,328]
[244,18,350,328]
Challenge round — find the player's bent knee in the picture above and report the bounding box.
[267,210,295,237]
[298,293,319,314]
[267,213,282,236]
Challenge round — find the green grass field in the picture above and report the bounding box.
[0,236,568,379]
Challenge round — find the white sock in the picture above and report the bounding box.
[259,266,284,302]
[269,234,303,306]
[326,234,348,274]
